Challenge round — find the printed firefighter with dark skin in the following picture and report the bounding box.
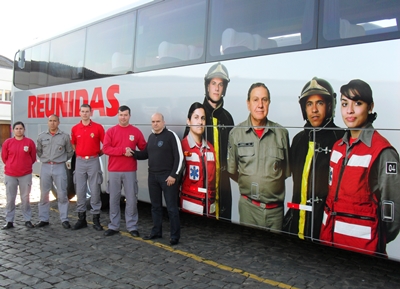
[181,102,216,217]
[283,77,344,240]
[319,79,400,255]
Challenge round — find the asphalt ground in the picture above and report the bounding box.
[1,165,400,288]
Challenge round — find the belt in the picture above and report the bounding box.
[46,161,63,165]
[242,195,282,209]
[77,155,98,160]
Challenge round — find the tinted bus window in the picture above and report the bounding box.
[320,0,400,47]
[48,29,85,86]
[134,0,207,71]
[207,0,317,61]
[30,42,49,89]
[85,12,136,79]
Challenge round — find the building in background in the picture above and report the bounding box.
[0,55,12,146]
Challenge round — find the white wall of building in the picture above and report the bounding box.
[0,66,12,124]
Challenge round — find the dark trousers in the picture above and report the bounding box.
[148,172,180,240]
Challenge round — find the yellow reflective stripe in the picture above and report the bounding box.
[213,117,220,219]
[298,141,314,240]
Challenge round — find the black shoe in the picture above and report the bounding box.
[92,214,103,231]
[129,230,140,237]
[25,221,34,228]
[62,221,71,229]
[72,220,87,230]
[170,238,179,245]
[104,229,119,236]
[142,234,162,240]
[35,221,49,228]
[2,222,13,230]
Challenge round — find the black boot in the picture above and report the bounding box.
[93,214,103,231]
[72,212,87,230]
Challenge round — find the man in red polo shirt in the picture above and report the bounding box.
[71,104,105,231]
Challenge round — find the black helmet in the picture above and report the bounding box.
[299,77,336,120]
[204,62,230,102]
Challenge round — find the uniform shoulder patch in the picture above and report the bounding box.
[386,162,397,174]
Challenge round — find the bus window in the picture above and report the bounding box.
[207,0,317,61]
[85,12,136,79]
[134,0,207,71]
[48,29,85,86]
[30,43,49,89]
[320,0,400,47]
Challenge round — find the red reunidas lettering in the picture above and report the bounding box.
[27,85,120,118]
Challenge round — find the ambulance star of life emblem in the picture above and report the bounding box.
[189,165,200,180]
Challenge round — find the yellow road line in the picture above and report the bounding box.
[61,210,300,289]
[128,232,300,289]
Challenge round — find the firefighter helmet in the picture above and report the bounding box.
[204,62,230,101]
[299,77,336,120]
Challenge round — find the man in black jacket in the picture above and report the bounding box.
[283,77,344,240]
[134,113,183,245]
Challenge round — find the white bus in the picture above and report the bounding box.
[12,0,400,261]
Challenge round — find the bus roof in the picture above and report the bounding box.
[15,0,158,56]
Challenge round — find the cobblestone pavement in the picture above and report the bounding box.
[1,160,400,288]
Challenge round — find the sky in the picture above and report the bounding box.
[0,0,145,61]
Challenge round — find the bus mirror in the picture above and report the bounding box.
[18,50,25,69]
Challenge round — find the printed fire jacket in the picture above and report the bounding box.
[320,124,400,255]
[284,120,344,240]
[181,132,216,217]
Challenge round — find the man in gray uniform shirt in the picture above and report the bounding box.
[36,114,74,228]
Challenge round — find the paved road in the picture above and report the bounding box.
[1,167,400,288]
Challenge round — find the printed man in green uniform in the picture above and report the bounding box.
[227,83,290,230]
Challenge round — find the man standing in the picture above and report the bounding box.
[102,105,147,237]
[36,114,74,228]
[186,62,234,221]
[71,104,105,231]
[227,83,290,230]
[283,77,344,240]
[134,113,183,245]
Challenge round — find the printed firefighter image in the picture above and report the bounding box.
[227,83,290,230]
[184,62,234,220]
[181,102,216,217]
[319,79,400,256]
[283,77,344,240]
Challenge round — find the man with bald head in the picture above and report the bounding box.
[134,113,183,245]
[36,114,74,229]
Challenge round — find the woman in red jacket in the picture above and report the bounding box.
[1,121,37,229]
[180,102,216,217]
[320,79,400,256]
